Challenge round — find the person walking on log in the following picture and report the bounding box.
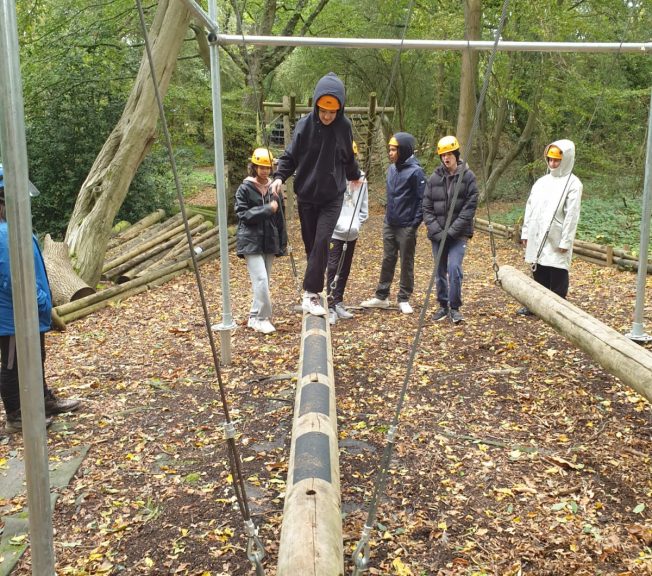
[270,72,362,317]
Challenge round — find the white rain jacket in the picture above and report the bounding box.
[522,139,583,270]
[332,172,368,241]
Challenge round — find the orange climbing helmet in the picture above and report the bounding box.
[251,148,273,167]
[316,95,340,111]
[388,136,399,147]
[437,135,460,155]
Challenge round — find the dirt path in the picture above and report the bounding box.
[2,212,651,575]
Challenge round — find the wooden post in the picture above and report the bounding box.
[277,308,343,576]
[606,245,614,266]
[365,92,376,170]
[498,265,652,402]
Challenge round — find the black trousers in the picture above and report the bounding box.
[327,238,358,307]
[0,333,47,415]
[375,224,418,302]
[298,197,343,294]
[533,264,569,299]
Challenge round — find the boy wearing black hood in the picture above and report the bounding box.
[361,132,426,314]
[271,72,362,316]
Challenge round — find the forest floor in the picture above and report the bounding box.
[2,196,652,575]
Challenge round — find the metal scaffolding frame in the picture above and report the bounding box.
[1,1,651,574]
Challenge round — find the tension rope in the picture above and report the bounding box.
[134,1,265,573]
[351,1,511,573]
[329,0,417,300]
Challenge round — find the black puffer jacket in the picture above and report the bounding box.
[235,178,287,257]
[423,161,478,241]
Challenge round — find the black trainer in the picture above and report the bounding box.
[44,393,81,416]
[516,306,534,317]
[450,309,464,324]
[5,410,53,434]
[433,306,449,322]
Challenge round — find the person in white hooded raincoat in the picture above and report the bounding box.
[519,139,582,315]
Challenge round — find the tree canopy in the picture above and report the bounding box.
[7,0,652,265]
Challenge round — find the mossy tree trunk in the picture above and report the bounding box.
[65,0,191,285]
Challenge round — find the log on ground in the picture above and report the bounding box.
[498,265,652,403]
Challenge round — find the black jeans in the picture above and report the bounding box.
[533,264,569,299]
[0,333,47,415]
[327,238,358,307]
[298,197,344,294]
[375,224,418,302]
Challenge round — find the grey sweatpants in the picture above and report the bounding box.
[245,253,275,320]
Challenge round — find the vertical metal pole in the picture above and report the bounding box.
[208,0,235,364]
[627,87,652,342]
[0,1,55,574]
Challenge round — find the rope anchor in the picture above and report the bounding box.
[245,519,266,575]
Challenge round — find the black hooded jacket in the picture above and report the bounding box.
[274,73,361,205]
[385,132,426,227]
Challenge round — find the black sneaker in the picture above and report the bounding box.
[516,306,534,317]
[5,410,53,434]
[433,306,449,322]
[44,393,81,416]
[450,309,464,324]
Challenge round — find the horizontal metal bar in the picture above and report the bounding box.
[213,34,652,54]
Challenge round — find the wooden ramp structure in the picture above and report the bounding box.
[499,265,652,403]
[277,308,344,576]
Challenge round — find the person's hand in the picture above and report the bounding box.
[558,247,568,253]
[270,200,279,213]
[270,178,283,197]
[521,239,527,248]
[350,179,364,191]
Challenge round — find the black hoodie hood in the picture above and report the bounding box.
[313,72,346,120]
[392,132,416,167]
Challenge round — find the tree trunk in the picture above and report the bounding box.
[457,0,481,154]
[65,0,191,285]
[42,235,95,306]
[481,99,539,203]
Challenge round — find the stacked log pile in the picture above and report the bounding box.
[474,217,652,274]
[53,210,233,326]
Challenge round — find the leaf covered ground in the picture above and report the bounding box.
[2,204,651,576]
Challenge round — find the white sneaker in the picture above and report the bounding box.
[335,303,354,319]
[398,301,413,314]
[247,317,256,328]
[257,319,276,334]
[302,292,326,316]
[360,297,390,309]
[328,308,338,325]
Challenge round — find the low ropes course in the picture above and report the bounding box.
[147,0,652,574]
[278,306,342,574]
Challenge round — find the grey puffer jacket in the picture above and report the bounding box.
[422,161,479,241]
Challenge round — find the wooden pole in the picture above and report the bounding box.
[498,265,652,402]
[107,209,166,249]
[277,308,343,576]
